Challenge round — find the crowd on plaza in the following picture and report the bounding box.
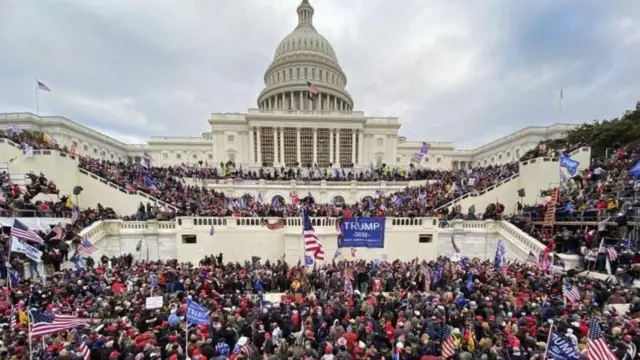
[1,253,639,359]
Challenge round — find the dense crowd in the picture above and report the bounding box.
[1,129,520,219]
[510,140,640,278]
[1,253,639,359]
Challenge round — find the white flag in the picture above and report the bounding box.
[10,237,43,262]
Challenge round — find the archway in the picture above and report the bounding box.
[332,195,345,206]
[271,195,285,207]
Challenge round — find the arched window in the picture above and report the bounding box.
[271,195,285,207]
[362,196,374,203]
[332,196,345,206]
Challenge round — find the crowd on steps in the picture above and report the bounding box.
[1,129,520,221]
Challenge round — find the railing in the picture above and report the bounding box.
[0,208,72,218]
[0,137,179,212]
[200,178,425,189]
[435,173,521,211]
[523,209,640,226]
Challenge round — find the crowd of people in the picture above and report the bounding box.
[2,128,521,220]
[1,253,639,359]
[510,138,640,278]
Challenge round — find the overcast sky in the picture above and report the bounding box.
[1,0,638,148]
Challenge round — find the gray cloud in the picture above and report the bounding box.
[0,0,638,148]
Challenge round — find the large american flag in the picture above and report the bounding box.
[526,250,538,266]
[441,325,456,358]
[77,239,97,255]
[562,279,581,303]
[302,210,324,260]
[30,310,90,336]
[586,317,616,360]
[420,263,431,291]
[11,219,44,244]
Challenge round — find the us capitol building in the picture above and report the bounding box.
[0,0,575,170]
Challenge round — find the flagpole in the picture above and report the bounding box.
[543,324,554,359]
[28,310,33,360]
[557,89,563,122]
[35,79,39,116]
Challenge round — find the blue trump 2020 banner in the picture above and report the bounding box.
[186,299,210,325]
[340,217,385,248]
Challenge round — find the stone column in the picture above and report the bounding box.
[358,130,364,167]
[351,130,356,166]
[335,129,341,167]
[334,96,337,111]
[329,129,334,165]
[296,127,301,165]
[299,91,304,111]
[279,126,285,166]
[281,93,285,110]
[318,92,322,111]
[268,97,272,110]
[256,128,262,165]
[312,128,318,165]
[272,127,278,165]
[248,128,255,164]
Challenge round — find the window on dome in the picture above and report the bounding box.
[84,145,88,151]
[297,68,300,79]
[277,72,280,82]
[176,153,182,159]
[289,68,292,80]
[304,68,308,79]
[311,68,315,80]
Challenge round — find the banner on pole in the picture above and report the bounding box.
[340,217,385,248]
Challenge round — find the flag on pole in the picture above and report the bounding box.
[526,251,538,266]
[586,317,616,360]
[11,219,44,244]
[29,310,89,336]
[306,81,318,99]
[494,239,505,269]
[441,325,456,358]
[560,89,564,99]
[78,239,97,255]
[302,209,322,260]
[562,279,581,303]
[37,80,51,92]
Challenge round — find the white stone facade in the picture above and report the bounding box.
[0,0,578,171]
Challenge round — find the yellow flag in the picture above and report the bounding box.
[66,195,73,208]
[43,133,52,144]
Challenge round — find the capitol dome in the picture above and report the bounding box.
[257,0,354,113]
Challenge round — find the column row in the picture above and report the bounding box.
[259,91,352,112]
[250,127,364,167]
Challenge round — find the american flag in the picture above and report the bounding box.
[526,250,538,265]
[420,263,431,291]
[71,205,79,223]
[586,317,616,360]
[50,226,65,241]
[441,325,456,358]
[11,219,44,244]
[306,81,318,97]
[604,247,618,261]
[79,342,90,360]
[37,80,51,92]
[302,209,324,260]
[562,279,580,303]
[10,307,16,331]
[343,276,353,295]
[420,142,430,154]
[29,310,90,336]
[78,239,97,255]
